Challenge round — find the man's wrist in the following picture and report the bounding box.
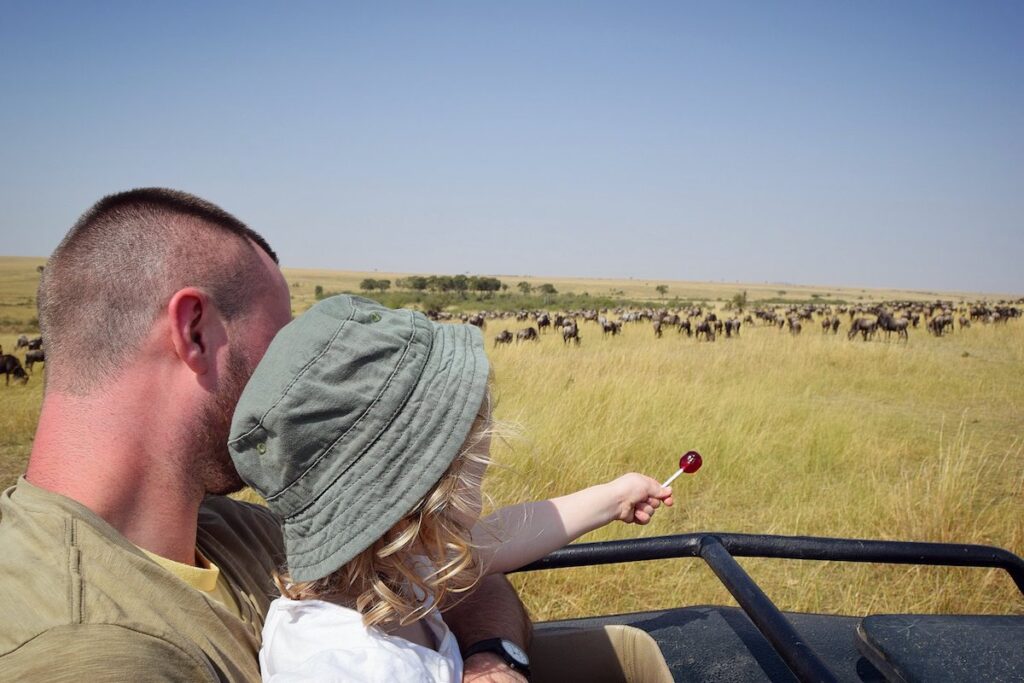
[463,651,529,683]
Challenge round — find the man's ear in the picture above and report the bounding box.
[168,288,216,375]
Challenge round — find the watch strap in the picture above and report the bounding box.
[463,637,531,678]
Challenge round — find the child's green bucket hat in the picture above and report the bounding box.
[228,295,489,583]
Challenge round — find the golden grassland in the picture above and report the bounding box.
[0,255,1021,620]
[482,318,1024,620]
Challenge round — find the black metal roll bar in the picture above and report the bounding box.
[515,532,1024,683]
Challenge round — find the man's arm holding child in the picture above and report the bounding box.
[446,574,533,683]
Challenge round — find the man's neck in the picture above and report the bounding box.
[26,387,204,566]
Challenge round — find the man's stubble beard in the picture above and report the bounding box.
[194,345,255,496]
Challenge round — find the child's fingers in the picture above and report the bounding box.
[634,502,655,521]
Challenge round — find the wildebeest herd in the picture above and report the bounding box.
[1,335,44,386]
[5,300,1017,388]
[425,299,1023,349]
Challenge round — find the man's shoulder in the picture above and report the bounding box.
[0,623,217,682]
[0,482,189,659]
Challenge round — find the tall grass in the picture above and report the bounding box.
[482,319,1024,620]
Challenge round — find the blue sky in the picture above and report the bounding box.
[1,2,1021,294]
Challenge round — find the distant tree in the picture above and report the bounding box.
[376,279,391,292]
[538,283,558,295]
[656,284,668,298]
[517,281,533,295]
[474,276,502,292]
[396,276,428,290]
[36,265,45,274]
[731,290,748,310]
[429,275,455,292]
[314,285,324,300]
[360,278,378,292]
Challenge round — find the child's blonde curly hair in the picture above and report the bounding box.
[275,390,494,629]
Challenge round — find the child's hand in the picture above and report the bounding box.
[605,473,674,525]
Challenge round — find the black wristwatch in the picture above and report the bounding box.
[463,637,531,679]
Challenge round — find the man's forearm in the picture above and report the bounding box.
[446,573,532,649]
[447,574,533,682]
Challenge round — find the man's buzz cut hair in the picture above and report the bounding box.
[37,188,279,394]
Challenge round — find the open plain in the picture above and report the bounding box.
[1,256,1021,621]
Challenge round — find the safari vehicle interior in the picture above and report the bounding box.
[518,532,1024,683]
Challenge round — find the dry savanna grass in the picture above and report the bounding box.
[0,256,1021,621]
[481,314,1024,621]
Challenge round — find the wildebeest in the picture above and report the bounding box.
[537,313,551,333]
[516,327,539,343]
[695,320,715,341]
[652,320,663,338]
[959,316,971,330]
[601,320,621,336]
[877,312,909,341]
[494,330,513,347]
[1,355,29,385]
[15,335,29,350]
[26,337,43,351]
[677,319,692,337]
[831,317,841,334]
[928,315,953,337]
[25,349,45,373]
[562,320,580,345]
[848,317,877,341]
[724,319,741,338]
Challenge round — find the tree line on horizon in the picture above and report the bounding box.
[350,275,559,296]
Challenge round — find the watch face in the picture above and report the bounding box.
[500,639,529,666]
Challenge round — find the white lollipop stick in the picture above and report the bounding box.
[661,468,685,488]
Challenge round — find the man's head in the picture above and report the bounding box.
[38,188,292,493]
[39,188,279,391]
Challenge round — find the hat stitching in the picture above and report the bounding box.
[283,325,485,573]
[270,309,425,512]
[228,305,358,446]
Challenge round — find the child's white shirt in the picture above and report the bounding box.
[259,596,463,682]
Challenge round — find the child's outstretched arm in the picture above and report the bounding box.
[474,473,673,575]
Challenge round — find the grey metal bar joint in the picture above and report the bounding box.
[698,534,838,683]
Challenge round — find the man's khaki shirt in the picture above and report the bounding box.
[0,477,283,681]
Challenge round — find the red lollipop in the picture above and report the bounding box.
[662,450,702,487]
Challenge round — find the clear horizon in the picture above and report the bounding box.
[2,2,1021,294]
